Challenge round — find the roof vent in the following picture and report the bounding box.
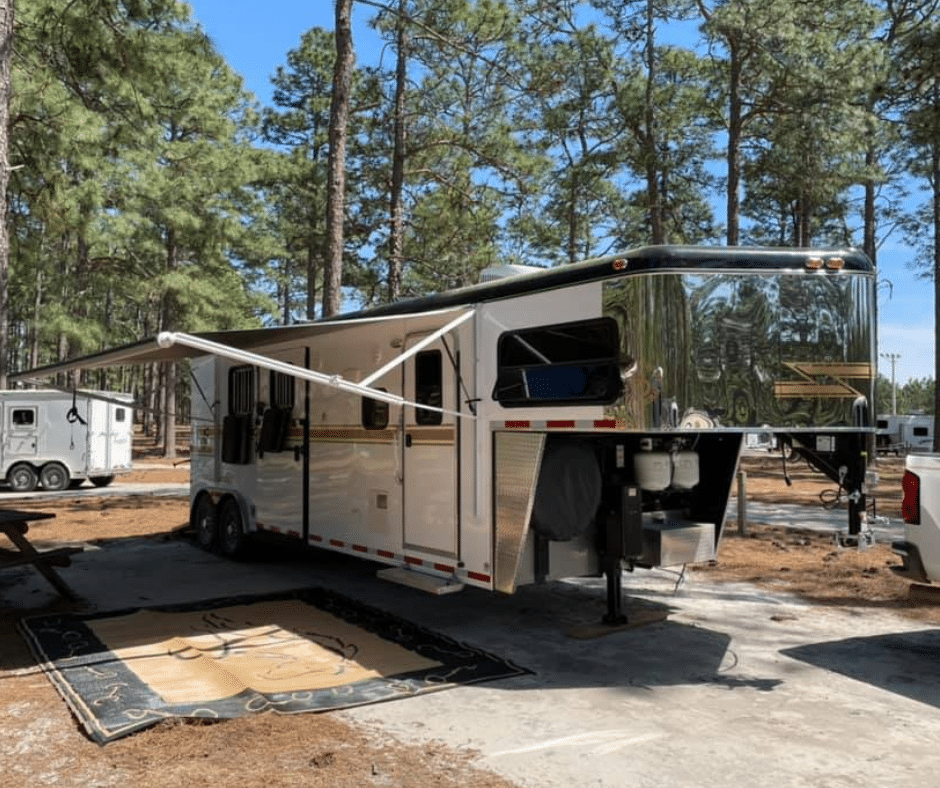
[479,264,544,283]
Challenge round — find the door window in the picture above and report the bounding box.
[12,408,36,427]
[415,351,443,426]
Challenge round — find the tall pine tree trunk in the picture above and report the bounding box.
[726,36,742,247]
[388,0,407,302]
[0,0,12,388]
[932,141,940,451]
[644,0,664,245]
[162,228,178,459]
[323,0,354,317]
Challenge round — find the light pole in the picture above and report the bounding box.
[881,352,901,415]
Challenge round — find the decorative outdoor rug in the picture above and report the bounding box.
[18,587,529,744]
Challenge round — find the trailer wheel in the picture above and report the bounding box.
[218,498,248,559]
[89,475,115,488]
[192,494,218,552]
[39,462,70,492]
[8,463,38,493]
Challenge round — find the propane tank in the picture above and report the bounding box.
[671,450,700,490]
[634,441,672,492]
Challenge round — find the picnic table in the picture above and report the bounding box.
[0,509,83,599]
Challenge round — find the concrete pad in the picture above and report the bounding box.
[3,535,939,788]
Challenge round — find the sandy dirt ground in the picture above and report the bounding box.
[0,451,935,788]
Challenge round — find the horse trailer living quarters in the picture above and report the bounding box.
[0,390,133,492]
[12,246,877,621]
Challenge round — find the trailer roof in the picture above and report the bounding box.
[334,244,873,320]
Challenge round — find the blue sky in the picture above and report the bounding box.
[185,1,934,386]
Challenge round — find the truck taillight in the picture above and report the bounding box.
[902,470,920,525]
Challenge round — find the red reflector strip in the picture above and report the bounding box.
[902,470,920,525]
[547,420,575,428]
[310,535,323,542]
[434,563,454,573]
[329,539,345,548]
[466,571,491,583]
[404,556,422,566]
[377,549,395,559]
[352,544,368,553]
[504,420,530,429]
[593,419,617,428]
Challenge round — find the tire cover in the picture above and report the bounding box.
[530,441,602,541]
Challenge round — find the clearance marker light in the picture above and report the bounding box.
[805,257,824,270]
[826,257,845,270]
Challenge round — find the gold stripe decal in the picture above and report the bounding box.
[773,362,872,399]
[309,428,397,443]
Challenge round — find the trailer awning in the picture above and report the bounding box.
[12,307,476,419]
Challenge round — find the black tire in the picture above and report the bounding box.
[218,497,248,559]
[192,494,218,552]
[39,462,70,492]
[89,475,115,488]
[8,463,38,493]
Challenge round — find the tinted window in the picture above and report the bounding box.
[415,351,443,426]
[493,318,623,407]
[362,389,390,430]
[12,408,35,427]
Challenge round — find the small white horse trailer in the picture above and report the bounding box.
[876,414,934,454]
[13,246,877,622]
[0,390,133,492]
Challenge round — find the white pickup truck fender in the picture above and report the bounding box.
[893,454,940,583]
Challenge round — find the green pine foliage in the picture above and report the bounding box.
[4,0,940,405]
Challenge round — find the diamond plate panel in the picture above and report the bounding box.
[493,430,546,593]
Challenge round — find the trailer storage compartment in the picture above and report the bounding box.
[640,516,716,568]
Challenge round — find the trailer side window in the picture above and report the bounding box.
[362,389,389,430]
[914,426,929,437]
[270,370,295,411]
[415,351,443,426]
[223,366,255,464]
[229,366,256,416]
[115,408,126,422]
[493,317,623,407]
[11,408,35,427]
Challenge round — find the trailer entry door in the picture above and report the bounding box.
[402,335,458,558]
[5,406,39,459]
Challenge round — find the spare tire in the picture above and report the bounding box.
[530,440,602,541]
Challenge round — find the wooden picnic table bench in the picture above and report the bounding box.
[0,509,83,599]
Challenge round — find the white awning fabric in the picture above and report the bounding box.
[12,308,476,420]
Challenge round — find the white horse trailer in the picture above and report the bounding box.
[0,390,133,492]
[876,414,933,454]
[13,246,877,621]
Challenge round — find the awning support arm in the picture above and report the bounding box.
[359,309,474,387]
